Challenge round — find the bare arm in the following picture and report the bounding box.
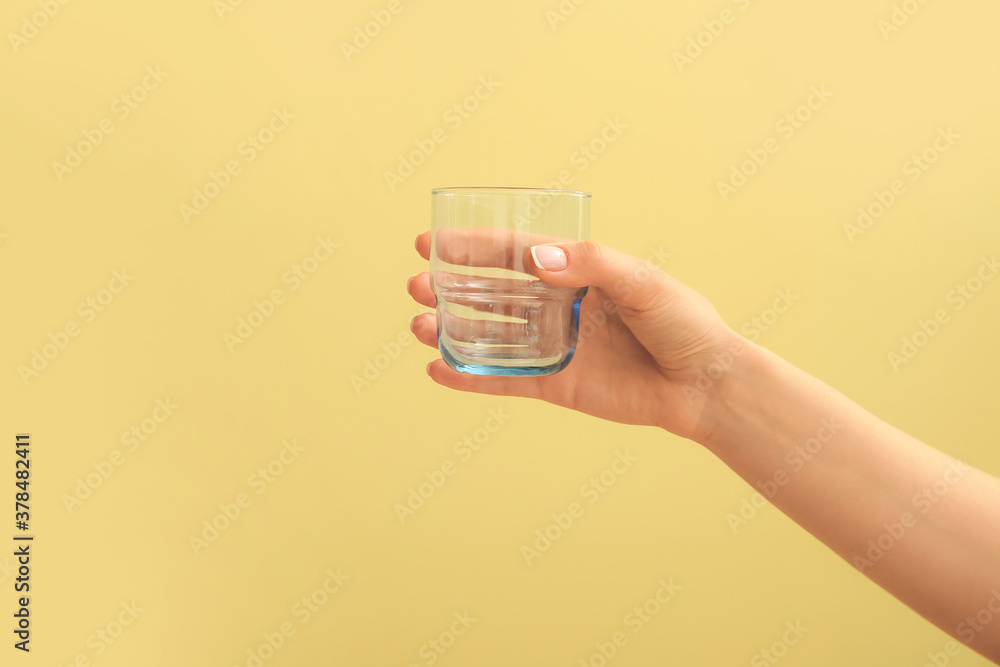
[701,337,1000,661]
[409,233,1000,662]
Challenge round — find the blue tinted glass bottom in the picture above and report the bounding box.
[438,297,582,377]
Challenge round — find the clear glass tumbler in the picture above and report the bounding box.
[431,187,591,376]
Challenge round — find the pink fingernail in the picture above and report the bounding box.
[530,245,567,271]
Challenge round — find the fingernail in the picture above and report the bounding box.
[530,245,567,271]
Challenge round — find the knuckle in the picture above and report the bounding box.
[578,239,604,262]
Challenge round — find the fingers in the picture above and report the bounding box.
[408,271,542,312]
[421,231,679,315]
[412,316,554,403]
[528,240,683,313]
[415,231,431,261]
[407,272,435,308]
[419,228,569,271]
[425,359,545,400]
[410,312,437,347]
[433,228,522,270]
[411,307,535,350]
[416,228,518,268]
[440,311,526,346]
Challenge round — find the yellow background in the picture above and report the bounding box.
[2,1,999,665]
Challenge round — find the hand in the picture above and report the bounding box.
[407,232,740,441]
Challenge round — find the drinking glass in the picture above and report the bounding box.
[430,187,591,376]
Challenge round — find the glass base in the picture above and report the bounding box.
[438,337,579,377]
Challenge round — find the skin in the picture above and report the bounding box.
[408,232,1000,663]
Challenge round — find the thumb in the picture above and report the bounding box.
[529,240,674,312]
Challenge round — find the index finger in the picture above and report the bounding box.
[415,228,569,271]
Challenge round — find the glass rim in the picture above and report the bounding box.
[432,186,591,198]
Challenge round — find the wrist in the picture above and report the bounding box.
[686,329,768,449]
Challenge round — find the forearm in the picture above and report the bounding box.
[698,337,1000,661]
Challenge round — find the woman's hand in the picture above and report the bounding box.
[407,232,739,441]
[409,231,1000,662]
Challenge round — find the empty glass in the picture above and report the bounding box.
[431,187,591,376]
